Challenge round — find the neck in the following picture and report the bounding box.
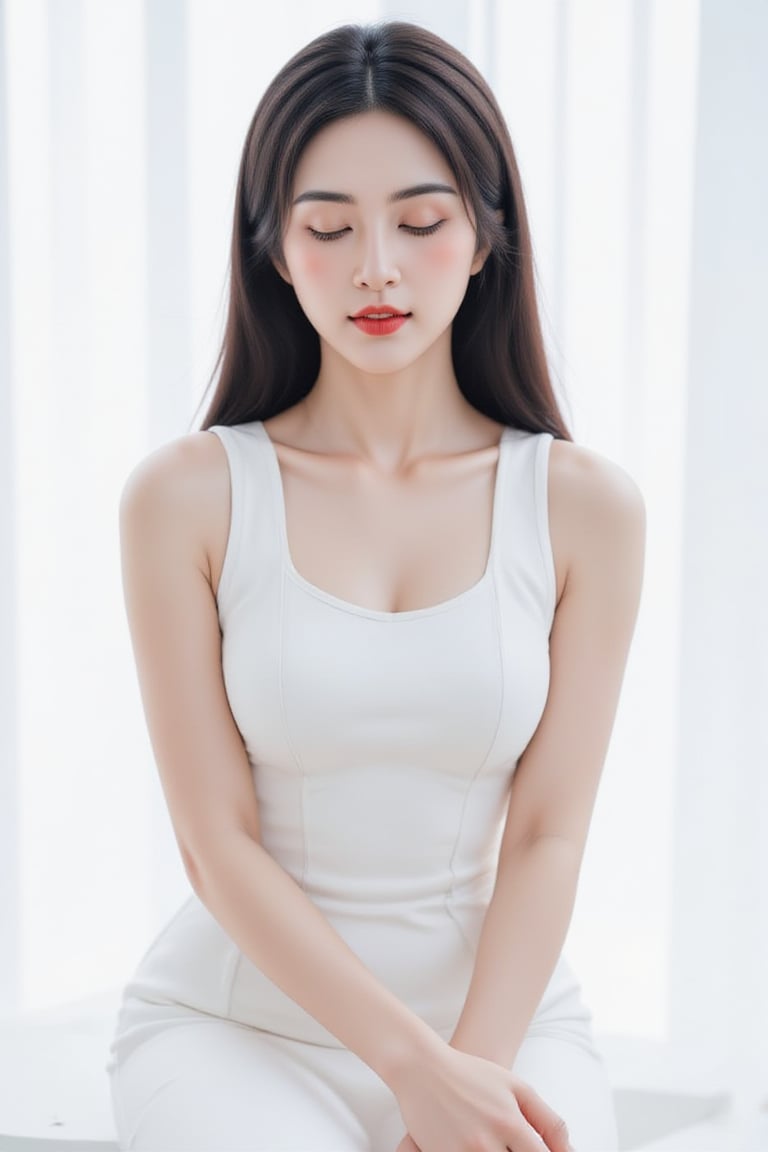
[297,342,484,471]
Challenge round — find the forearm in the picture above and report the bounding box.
[449,836,581,1068]
[188,832,444,1089]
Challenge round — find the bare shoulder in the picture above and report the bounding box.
[547,438,646,601]
[120,429,228,509]
[119,430,230,591]
[548,437,646,519]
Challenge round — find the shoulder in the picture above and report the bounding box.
[119,430,230,573]
[121,430,228,513]
[548,437,645,522]
[547,437,646,596]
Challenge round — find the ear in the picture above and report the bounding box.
[470,243,491,277]
[470,209,503,276]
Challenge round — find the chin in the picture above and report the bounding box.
[336,339,439,375]
[346,355,426,377]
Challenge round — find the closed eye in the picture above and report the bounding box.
[307,221,446,241]
[308,226,351,241]
[401,221,445,236]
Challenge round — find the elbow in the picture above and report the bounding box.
[499,831,583,874]
[179,841,205,892]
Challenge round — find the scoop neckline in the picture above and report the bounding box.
[254,419,510,622]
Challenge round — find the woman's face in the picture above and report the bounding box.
[277,110,487,376]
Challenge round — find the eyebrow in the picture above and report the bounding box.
[292,182,458,206]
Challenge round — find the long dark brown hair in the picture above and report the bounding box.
[195,21,571,440]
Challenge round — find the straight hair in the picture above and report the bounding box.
[195,21,572,441]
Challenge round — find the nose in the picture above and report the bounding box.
[352,227,401,290]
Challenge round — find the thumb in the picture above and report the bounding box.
[514,1078,573,1152]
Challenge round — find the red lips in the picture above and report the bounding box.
[351,306,410,318]
[350,308,410,336]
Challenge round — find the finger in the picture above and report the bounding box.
[394,1135,421,1152]
[514,1080,573,1152]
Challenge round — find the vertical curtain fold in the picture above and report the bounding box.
[0,0,21,1017]
[671,0,768,1111]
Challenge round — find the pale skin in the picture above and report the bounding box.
[119,110,645,1152]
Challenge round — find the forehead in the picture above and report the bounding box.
[291,110,456,197]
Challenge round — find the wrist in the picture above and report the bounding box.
[375,1017,448,1095]
[448,1028,520,1069]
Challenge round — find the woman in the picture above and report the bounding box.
[107,21,644,1152]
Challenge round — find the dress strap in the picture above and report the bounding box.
[493,429,557,631]
[206,422,284,624]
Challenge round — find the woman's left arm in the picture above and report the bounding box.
[449,441,647,1068]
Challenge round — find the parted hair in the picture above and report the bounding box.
[196,21,571,441]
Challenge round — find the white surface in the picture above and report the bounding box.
[635,1108,768,1152]
[0,1029,118,1148]
[0,991,120,1146]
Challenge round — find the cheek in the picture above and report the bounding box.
[284,242,335,284]
[287,248,324,279]
[297,249,330,280]
[419,234,476,275]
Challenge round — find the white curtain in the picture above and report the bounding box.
[2,0,765,1117]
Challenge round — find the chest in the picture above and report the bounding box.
[274,445,500,615]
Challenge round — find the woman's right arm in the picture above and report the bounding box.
[118,432,570,1152]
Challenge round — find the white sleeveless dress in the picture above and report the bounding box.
[105,421,619,1151]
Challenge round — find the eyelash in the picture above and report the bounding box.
[307,221,445,242]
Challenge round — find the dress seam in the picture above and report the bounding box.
[277,562,309,892]
[222,940,242,1018]
[284,564,488,621]
[444,460,507,934]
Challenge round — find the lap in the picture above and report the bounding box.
[109,1015,618,1152]
[109,1018,373,1151]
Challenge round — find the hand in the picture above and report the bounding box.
[393,1135,420,1152]
[390,1043,572,1152]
